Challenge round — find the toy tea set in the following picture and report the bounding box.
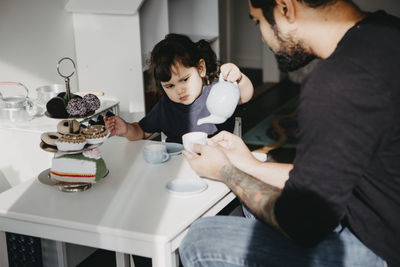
[34,64,240,193]
[163,75,240,196]
[143,73,240,163]
[181,74,240,152]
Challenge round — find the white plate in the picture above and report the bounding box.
[166,179,208,196]
[163,142,184,156]
[40,141,101,154]
[37,168,92,192]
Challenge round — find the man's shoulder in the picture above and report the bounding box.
[334,11,400,64]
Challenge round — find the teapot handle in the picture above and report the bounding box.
[218,74,238,85]
[24,98,38,116]
[0,81,29,97]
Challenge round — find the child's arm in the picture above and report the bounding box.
[124,122,153,141]
[104,116,152,141]
[220,63,254,104]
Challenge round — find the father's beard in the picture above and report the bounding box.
[273,26,316,72]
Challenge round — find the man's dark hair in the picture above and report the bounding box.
[250,0,343,25]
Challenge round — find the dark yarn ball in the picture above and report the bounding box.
[66,98,87,116]
[83,94,101,111]
[46,96,68,118]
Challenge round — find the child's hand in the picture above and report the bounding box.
[104,115,128,136]
[220,63,243,83]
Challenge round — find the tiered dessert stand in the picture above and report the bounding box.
[38,57,111,192]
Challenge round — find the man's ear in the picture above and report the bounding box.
[275,0,296,23]
[198,58,206,77]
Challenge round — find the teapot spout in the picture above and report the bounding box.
[197,114,227,125]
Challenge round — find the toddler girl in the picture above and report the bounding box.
[105,33,254,143]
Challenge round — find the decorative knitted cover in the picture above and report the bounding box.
[50,151,107,183]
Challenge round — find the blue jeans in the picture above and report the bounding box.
[179,215,387,267]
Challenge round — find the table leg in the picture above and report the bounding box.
[152,245,179,267]
[171,250,180,267]
[55,241,68,267]
[0,231,9,267]
[116,252,133,267]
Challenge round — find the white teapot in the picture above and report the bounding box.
[197,75,240,125]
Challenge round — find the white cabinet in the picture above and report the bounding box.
[65,0,146,122]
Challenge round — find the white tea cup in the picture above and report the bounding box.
[143,144,170,164]
[182,131,208,153]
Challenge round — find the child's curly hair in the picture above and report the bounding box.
[150,33,219,90]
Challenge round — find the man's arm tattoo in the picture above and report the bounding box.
[221,164,285,233]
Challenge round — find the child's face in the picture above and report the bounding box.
[160,60,206,105]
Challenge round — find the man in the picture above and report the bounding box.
[179,0,400,266]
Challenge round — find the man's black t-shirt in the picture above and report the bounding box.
[139,82,234,143]
[275,11,400,266]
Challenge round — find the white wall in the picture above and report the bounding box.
[228,0,263,69]
[139,0,219,71]
[139,0,169,69]
[168,0,218,38]
[0,0,77,98]
[220,0,279,82]
[0,0,146,119]
[169,0,220,59]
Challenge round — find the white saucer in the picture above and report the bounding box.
[164,142,184,156]
[166,179,208,196]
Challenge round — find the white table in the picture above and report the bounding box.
[0,137,235,267]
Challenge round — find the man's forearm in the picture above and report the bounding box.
[221,164,284,231]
